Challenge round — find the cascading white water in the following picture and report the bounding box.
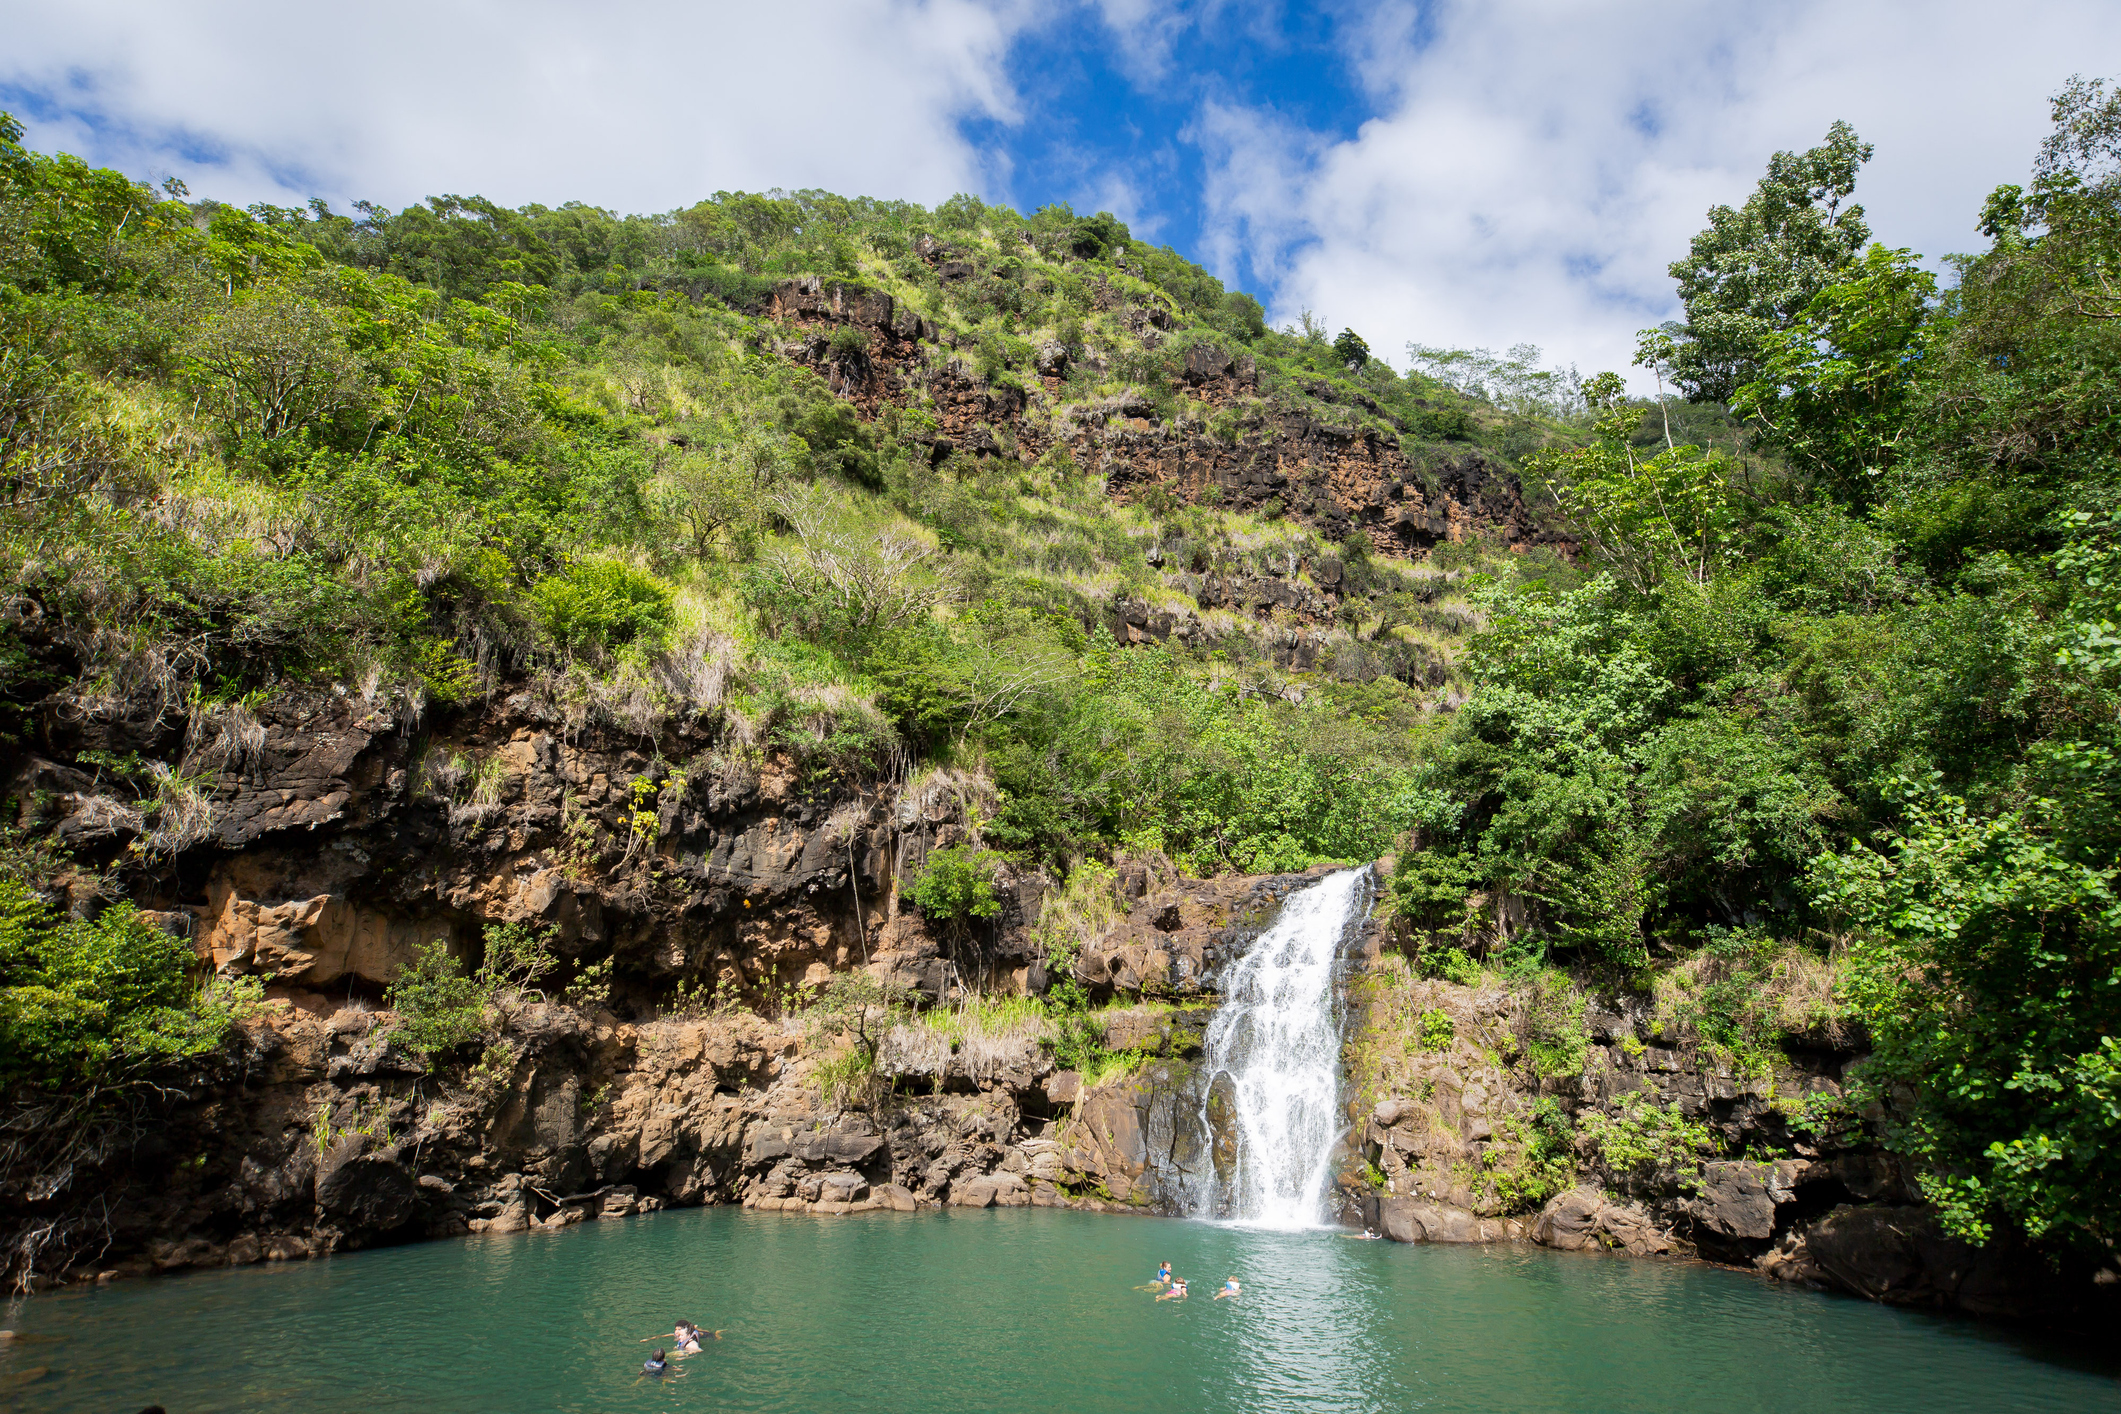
[1198,867,1371,1228]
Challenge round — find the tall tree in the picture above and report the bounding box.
[1664,121,1874,403]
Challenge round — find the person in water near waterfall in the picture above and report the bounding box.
[642,1320,720,1351]
[1215,1277,1241,1300]
[643,1350,671,1377]
[1156,1277,1189,1301]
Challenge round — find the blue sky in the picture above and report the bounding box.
[965,2,1374,296]
[5,0,2119,381]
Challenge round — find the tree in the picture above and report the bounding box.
[1976,75,2121,324]
[1816,791,2121,1252]
[1664,121,1874,403]
[657,402,792,559]
[1071,210,1132,260]
[0,110,185,295]
[1527,373,1741,592]
[744,490,944,648]
[1333,328,1371,371]
[808,972,916,1068]
[1732,244,1937,503]
[181,279,374,442]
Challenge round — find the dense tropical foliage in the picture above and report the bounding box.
[1392,79,2121,1254]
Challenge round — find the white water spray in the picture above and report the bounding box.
[1198,868,1371,1228]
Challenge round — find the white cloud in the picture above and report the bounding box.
[0,0,1031,212]
[1196,0,2121,385]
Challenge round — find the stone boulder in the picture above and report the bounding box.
[314,1138,421,1233]
[817,1171,870,1205]
[873,1183,919,1212]
[1531,1185,1671,1257]
[1179,343,1256,387]
[1379,1198,1477,1244]
[1689,1160,1802,1258]
[1777,1203,2102,1320]
[950,1172,1030,1208]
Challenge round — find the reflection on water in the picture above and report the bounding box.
[3,1207,2117,1414]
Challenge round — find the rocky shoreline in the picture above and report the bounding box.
[27,904,2113,1338]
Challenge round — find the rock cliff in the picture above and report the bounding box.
[1332,949,2120,1329]
[765,274,1558,563]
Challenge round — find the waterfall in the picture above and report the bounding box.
[1196,867,1372,1228]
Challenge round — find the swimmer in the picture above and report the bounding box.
[674,1322,702,1354]
[1155,1277,1189,1302]
[1135,1260,1174,1291]
[643,1350,670,1376]
[1214,1277,1241,1300]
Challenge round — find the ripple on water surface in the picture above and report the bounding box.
[3,1207,2117,1414]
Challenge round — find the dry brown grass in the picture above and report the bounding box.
[1653,938,1850,1050]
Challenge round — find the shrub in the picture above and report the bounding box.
[1418,1008,1456,1051]
[742,508,941,649]
[1029,860,1122,977]
[1049,992,1110,1075]
[1578,1091,1717,1195]
[1389,849,1482,933]
[384,939,489,1058]
[478,920,558,1006]
[1522,970,1591,1079]
[905,845,1004,929]
[1655,925,1841,1077]
[1422,946,1481,988]
[1487,1098,1577,1212]
[563,956,613,1009]
[529,559,674,659]
[383,922,557,1061]
[0,876,256,1091]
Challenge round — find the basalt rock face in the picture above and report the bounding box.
[59,954,1292,1283]
[0,676,1071,1287]
[6,746,1343,1286]
[11,685,1038,1008]
[1342,969,2121,1328]
[31,986,1131,1282]
[764,275,1557,562]
[1069,865,1339,1003]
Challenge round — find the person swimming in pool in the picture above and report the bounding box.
[1155,1277,1189,1302]
[643,1350,671,1376]
[1156,1261,1172,1285]
[674,1323,702,1354]
[1214,1277,1241,1300]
